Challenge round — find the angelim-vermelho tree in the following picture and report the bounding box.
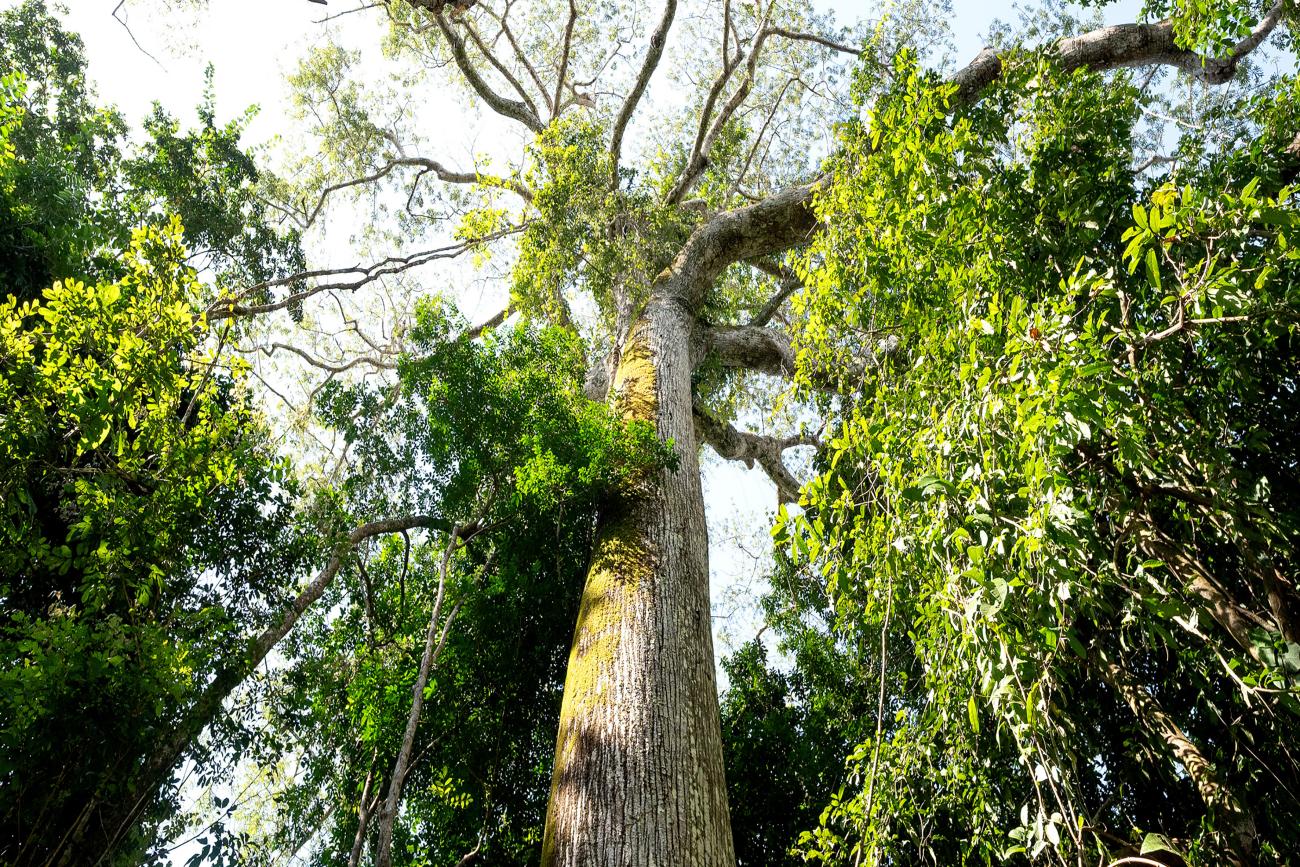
[4,0,1300,864]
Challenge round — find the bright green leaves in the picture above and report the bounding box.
[319,296,673,524]
[0,1,302,306]
[512,115,692,327]
[1075,0,1263,56]
[0,218,255,610]
[781,43,1300,866]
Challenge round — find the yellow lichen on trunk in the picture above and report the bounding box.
[542,320,661,865]
[610,320,656,425]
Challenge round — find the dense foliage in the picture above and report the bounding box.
[4,1,1300,866]
[773,45,1300,867]
[0,5,311,862]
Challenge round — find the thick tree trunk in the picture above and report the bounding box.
[541,293,735,866]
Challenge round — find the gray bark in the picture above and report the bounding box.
[542,292,734,866]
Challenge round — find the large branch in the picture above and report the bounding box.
[609,0,678,188]
[951,1,1288,106]
[552,0,578,121]
[747,260,801,326]
[420,3,546,133]
[667,179,820,306]
[703,323,795,376]
[461,17,545,123]
[693,401,817,503]
[668,3,1286,304]
[1094,646,1257,857]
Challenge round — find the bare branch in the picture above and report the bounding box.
[462,17,545,122]
[693,401,817,503]
[111,0,165,70]
[951,0,1288,106]
[314,2,383,24]
[479,2,554,112]
[553,0,579,121]
[417,2,546,132]
[747,260,800,326]
[301,156,532,230]
[764,26,860,56]
[668,20,858,204]
[703,323,794,376]
[207,226,526,321]
[609,0,678,188]
[259,341,397,373]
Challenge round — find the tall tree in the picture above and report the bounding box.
[168,0,1293,863]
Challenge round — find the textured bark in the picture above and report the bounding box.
[1140,532,1276,666]
[703,323,795,377]
[1095,648,1257,861]
[952,1,1287,107]
[542,296,733,866]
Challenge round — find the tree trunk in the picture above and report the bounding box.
[1095,647,1257,862]
[541,292,735,866]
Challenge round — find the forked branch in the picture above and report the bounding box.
[609,0,678,187]
[694,401,818,503]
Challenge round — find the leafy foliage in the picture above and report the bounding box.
[779,48,1300,865]
[0,8,311,863]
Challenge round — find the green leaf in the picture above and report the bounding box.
[1144,248,1161,292]
[1140,833,1178,855]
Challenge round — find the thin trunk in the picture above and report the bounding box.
[348,751,380,867]
[541,294,735,866]
[374,527,466,867]
[83,515,445,867]
[1095,647,1256,862]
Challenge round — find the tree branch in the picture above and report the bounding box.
[951,1,1288,107]
[260,341,397,373]
[375,520,478,867]
[609,0,678,188]
[461,16,544,122]
[105,514,452,861]
[552,0,578,121]
[702,323,795,376]
[479,1,554,113]
[747,261,801,326]
[420,3,546,132]
[300,156,531,231]
[464,305,510,339]
[693,401,817,503]
[207,226,525,321]
[667,3,1286,301]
